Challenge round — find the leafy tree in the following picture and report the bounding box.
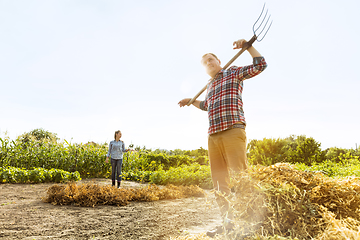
[247,138,289,165]
[17,128,59,144]
[285,135,325,165]
[170,149,186,155]
[183,147,208,157]
[324,147,348,162]
[247,135,326,166]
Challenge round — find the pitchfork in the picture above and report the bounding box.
[186,3,273,106]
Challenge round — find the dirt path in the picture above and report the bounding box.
[0,179,221,239]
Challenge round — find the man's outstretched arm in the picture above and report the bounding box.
[178,98,201,109]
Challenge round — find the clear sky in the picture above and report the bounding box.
[1,0,359,151]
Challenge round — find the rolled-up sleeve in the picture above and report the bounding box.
[199,100,208,111]
[106,142,112,157]
[253,57,267,69]
[234,56,267,81]
[122,142,126,152]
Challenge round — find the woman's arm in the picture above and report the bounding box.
[105,142,112,163]
[121,141,128,152]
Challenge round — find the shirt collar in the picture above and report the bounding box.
[212,70,224,81]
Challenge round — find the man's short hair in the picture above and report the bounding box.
[202,53,219,61]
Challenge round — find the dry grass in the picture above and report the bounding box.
[169,233,213,240]
[42,182,204,207]
[173,163,360,240]
[242,163,360,239]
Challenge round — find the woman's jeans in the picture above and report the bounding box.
[111,158,123,182]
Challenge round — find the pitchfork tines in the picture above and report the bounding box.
[185,3,273,106]
[253,3,273,42]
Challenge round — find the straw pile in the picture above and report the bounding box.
[173,163,360,240]
[238,163,360,239]
[43,183,204,207]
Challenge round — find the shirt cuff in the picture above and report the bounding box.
[199,101,207,111]
[253,56,264,65]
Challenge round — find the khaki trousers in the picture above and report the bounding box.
[208,127,248,218]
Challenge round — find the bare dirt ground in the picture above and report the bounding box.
[0,179,221,240]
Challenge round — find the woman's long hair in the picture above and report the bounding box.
[114,130,121,140]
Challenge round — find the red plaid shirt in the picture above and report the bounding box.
[200,57,267,135]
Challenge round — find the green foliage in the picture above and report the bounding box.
[0,137,110,178]
[285,135,324,165]
[324,147,351,162]
[3,130,360,189]
[17,128,59,144]
[151,147,209,165]
[183,147,208,158]
[121,151,211,187]
[122,151,163,173]
[247,138,289,165]
[295,152,360,177]
[194,156,208,165]
[0,166,81,183]
[149,163,212,189]
[122,170,153,183]
[0,137,210,187]
[248,135,325,166]
[122,151,199,173]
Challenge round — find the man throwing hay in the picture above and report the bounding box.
[178,39,267,237]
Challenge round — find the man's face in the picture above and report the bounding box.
[201,54,221,77]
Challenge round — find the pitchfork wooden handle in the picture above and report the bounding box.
[186,35,257,106]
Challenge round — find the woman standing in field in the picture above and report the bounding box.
[105,130,130,188]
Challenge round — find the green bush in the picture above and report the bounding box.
[247,138,289,165]
[248,135,325,166]
[285,135,324,165]
[0,166,81,183]
[323,147,356,163]
[122,151,198,173]
[195,155,208,165]
[149,163,212,189]
[295,152,360,177]
[28,168,46,183]
[17,128,59,144]
[123,170,152,182]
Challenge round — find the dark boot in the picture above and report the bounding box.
[112,181,115,187]
[206,219,234,238]
[117,181,121,188]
